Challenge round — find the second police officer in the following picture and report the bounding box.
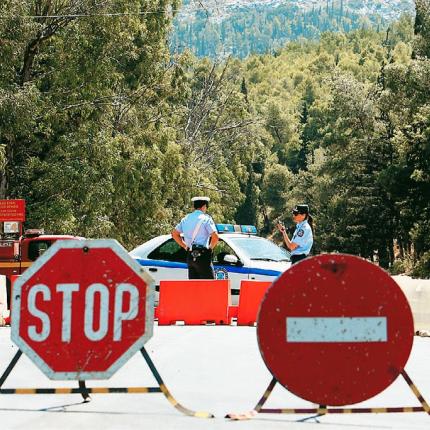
[277,204,314,264]
[172,196,219,279]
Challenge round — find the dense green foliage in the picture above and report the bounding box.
[171,0,413,59]
[239,9,430,275]
[0,0,264,246]
[1,1,429,276]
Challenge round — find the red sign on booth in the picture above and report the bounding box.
[257,254,414,406]
[11,240,155,380]
[0,199,26,222]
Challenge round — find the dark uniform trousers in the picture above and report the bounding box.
[291,254,307,265]
[186,248,214,279]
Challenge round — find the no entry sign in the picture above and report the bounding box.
[257,254,414,406]
[11,240,155,380]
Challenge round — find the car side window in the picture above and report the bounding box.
[147,239,187,263]
[28,240,52,261]
[213,240,237,265]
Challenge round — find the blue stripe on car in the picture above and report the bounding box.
[135,259,188,269]
[134,258,281,277]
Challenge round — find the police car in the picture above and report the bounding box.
[129,224,291,303]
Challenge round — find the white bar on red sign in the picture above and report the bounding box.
[286,317,387,342]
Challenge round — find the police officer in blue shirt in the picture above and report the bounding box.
[277,204,314,264]
[172,196,219,279]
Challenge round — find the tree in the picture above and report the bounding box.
[414,0,430,57]
[1,0,184,248]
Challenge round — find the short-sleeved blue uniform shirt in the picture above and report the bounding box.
[291,219,313,256]
[175,210,217,249]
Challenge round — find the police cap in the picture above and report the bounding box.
[191,196,210,202]
[292,204,309,215]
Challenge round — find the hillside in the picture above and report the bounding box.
[171,0,415,58]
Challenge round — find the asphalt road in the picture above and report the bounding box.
[0,326,429,430]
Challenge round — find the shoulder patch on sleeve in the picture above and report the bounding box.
[297,229,304,237]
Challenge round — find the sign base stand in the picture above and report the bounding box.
[226,372,430,420]
[0,347,214,418]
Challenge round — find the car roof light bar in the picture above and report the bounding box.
[216,224,257,235]
[241,225,257,235]
[233,224,242,233]
[216,224,235,233]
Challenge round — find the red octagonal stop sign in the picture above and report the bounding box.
[11,240,154,380]
[257,254,414,406]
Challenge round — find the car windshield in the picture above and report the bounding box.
[228,236,290,262]
[130,236,167,259]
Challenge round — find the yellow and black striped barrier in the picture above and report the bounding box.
[226,373,430,421]
[258,406,427,414]
[0,348,214,419]
[226,406,427,420]
[0,387,161,395]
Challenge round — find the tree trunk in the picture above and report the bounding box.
[20,39,40,85]
[378,245,389,269]
[0,141,13,199]
[388,239,395,267]
[0,172,7,199]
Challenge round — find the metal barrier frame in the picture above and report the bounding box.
[227,371,430,420]
[0,347,214,418]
